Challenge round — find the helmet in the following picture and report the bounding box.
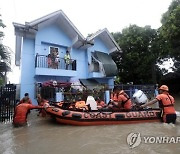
[159,85,169,91]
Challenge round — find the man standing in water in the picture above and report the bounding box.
[141,85,176,124]
[13,99,43,127]
[18,93,32,105]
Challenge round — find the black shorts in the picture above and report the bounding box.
[165,114,177,124]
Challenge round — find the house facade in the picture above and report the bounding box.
[13,10,121,104]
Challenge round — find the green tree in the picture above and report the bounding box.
[0,14,11,85]
[112,25,160,84]
[159,0,180,71]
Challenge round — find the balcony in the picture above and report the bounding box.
[35,54,77,77]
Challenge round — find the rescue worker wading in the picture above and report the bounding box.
[141,85,176,124]
[13,101,43,127]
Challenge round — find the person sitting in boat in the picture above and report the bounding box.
[36,94,48,117]
[13,101,43,127]
[18,93,32,105]
[109,88,132,111]
[96,97,107,109]
[110,87,119,103]
[117,90,132,110]
[140,85,176,124]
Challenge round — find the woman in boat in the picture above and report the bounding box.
[140,85,176,124]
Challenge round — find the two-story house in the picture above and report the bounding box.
[13,10,121,104]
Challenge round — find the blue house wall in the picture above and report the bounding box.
[17,14,118,104]
[35,24,71,55]
[20,38,36,102]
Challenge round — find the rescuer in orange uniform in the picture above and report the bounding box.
[18,93,32,105]
[109,87,132,110]
[13,101,43,127]
[117,90,132,110]
[141,85,176,124]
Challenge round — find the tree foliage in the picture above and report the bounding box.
[159,0,180,70]
[0,14,11,85]
[112,25,160,84]
[112,0,180,84]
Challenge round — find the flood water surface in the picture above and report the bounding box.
[1,96,180,154]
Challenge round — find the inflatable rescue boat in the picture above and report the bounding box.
[44,103,161,126]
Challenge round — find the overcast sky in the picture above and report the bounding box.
[0,0,173,83]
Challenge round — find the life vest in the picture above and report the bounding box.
[75,101,88,110]
[156,93,175,115]
[118,94,132,110]
[110,92,118,102]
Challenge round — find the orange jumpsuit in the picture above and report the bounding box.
[13,103,43,126]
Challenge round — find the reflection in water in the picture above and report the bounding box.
[1,98,180,154]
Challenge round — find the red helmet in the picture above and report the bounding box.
[159,85,169,91]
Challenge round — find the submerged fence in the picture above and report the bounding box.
[0,84,16,123]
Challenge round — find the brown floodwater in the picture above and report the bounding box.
[1,95,180,154]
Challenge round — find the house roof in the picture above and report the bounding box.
[87,28,122,53]
[13,10,85,41]
[13,10,121,53]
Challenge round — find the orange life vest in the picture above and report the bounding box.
[156,93,175,115]
[110,93,118,101]
[75,101,88,110]
[118,94,132,110]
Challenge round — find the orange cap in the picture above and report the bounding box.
[159,85,169,91]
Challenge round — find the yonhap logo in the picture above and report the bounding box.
[127,132,141,148]
[127,132,180,148]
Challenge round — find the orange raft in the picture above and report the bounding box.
[44,104,161,126]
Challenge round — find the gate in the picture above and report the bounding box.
[0,84,16,123]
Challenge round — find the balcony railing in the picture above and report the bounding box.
[35,54,76,71]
